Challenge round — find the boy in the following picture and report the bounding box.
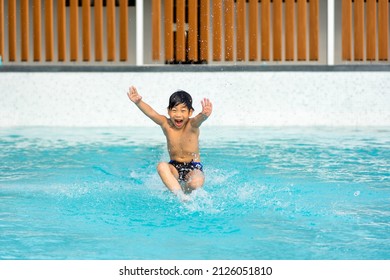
[127,86,212,199]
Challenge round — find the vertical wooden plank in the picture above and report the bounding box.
[366,0,376,61]
[200,0,209,62]
[236,0,246,61]
[33,0,42,61]
[0,0,3,60]
[309,0,319,61]
[248,0,258,61]
[297,0,306,61]
[82,0,91,61]
[45,0,54,61]
[107,0,116,61]
[224,0,234,61]
[21,0,29,61]
[95,0,103,61]
[152,0,161,60]
[273,0,282,61]
[261,0,270,60]
[378,0,389,61]
[70,0,78,61]
[341,0,352,61]
[354,0,364,60]
[176,0,186,62]
[188,0,198,61]
[58,0,66,61]
[120,0,128,61]
[8,0,16,61]
[164,0,174,62]
[285,0,294,61]
[212,0,222,61]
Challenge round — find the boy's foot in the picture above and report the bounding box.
[174,189,191,202]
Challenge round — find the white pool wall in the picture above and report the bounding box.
[1,71,389,127]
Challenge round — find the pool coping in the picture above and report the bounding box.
[1,65,390,72]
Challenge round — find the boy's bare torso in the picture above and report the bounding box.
[161,118,200,163]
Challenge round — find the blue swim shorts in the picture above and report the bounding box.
[168,160,204,181]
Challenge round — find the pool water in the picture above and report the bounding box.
[0,127,389,260]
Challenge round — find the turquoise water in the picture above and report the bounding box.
[0,127,389,260]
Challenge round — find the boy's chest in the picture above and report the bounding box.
[163,126,198,146]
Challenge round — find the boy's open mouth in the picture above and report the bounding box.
[174,119,184,127]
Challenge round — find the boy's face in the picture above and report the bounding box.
[168,103,193,129]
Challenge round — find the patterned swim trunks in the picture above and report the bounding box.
[168,160,204,181]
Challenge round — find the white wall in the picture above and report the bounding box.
[1,71,389,127]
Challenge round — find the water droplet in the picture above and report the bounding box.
[354,191,360,196]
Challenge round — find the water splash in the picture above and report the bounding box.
[181,188,219,213]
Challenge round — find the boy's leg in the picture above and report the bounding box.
[184,170,205,192]
[156,162,181,193]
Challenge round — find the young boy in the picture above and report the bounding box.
[127,86,212,198]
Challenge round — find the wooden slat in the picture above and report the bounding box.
[8,0,16,61]
[0,0,3,60]
[249,0,258,61]
[58,0,66,61]
[224,0,234,61]
[341,0,352,61]
[273,0,282,61]
[120,0,128,61]
[45,0,54,61]
[21,0,29,61]
[107,0,116,61]
[33,0,41,61]
[366,0,376,61]
[354,0,364,60]
[261,0,270,60]
[188,0,198,61]
[152,0,161,60]
[82,0,91,61]
[297,0,306,61]
[176,0,186,62]
[237,0,246,61]
[95,0,103,61]
[309,0,319,61]
[200,0,209,62]
[164,0,174,62]
[70,0,78,61]
[212,0,222,61]
[378,0,389,60]
[285,0,294,61]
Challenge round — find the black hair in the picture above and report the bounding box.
[168,90,194,111]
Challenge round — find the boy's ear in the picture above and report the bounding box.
[189,109,194,117]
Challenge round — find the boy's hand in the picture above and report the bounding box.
[127,86,142,104]
[201,98,213,117]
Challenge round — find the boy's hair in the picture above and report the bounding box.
[168,90,194,111]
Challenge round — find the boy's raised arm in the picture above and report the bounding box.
[127,86,166,126]
[191,98,213,128]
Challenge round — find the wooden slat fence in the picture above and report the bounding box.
[0,0,133,63]
[152,0,321,63]
[2,1,390,65]
[342,0,389,61]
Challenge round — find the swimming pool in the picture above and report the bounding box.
[0,126,389,260]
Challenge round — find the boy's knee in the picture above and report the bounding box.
[156,162,168,174]
[186,171,205,190]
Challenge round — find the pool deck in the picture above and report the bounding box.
[1,66,389,127]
